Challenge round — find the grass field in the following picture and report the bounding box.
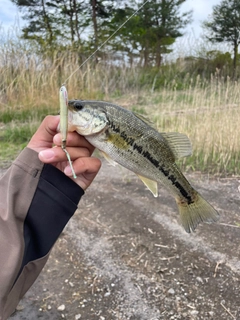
[0,51,239,176]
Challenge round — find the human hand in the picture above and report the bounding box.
[27,115,101,190]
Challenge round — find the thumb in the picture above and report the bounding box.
[27,115,60,152]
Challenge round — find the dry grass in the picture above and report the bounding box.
[113,76,240,176]
[0,43,239,175]
[151,78,240,176]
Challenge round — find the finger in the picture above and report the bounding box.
[39,146,91,163]
[65,157,101,176]
[64,157,101,190]
[53,132,95,154]
[28,115,60,151]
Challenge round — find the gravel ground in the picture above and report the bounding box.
[6,159,240,320]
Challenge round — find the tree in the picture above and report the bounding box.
[11,0,61,54]
[10,0,191,66]
[203,0,240,73]
[87,0,115,58]
[10,0,87,53]
[109,0,192,67]
[140,0,192,67]
[57,0,84,46]
[108,6,143,65]
[11,0,117,59]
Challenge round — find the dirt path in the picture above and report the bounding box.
[10,160,240,320]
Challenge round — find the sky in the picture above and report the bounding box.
[0,0,22,30]
[0,0,221,40]
[0,0,221,35]
[180,0,220,38]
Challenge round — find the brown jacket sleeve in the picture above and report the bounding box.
[0,148,84,319]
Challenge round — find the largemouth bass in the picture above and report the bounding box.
[67,99,219,233]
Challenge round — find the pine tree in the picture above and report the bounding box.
[203,0,240,73]
[109,0,192,67]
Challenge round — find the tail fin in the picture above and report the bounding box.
[177,193,219,233]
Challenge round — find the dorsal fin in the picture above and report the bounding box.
[133,112,155,127]
[161,132,192,160]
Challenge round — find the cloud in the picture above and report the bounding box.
[181,0,220,37]
[0,0,23,30]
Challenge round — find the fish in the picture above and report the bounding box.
[67,99,219,233]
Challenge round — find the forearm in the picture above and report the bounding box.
[0,148,83,319]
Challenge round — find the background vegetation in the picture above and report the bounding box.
[0,0,239,176]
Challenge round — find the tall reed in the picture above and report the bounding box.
[0,41,239,175]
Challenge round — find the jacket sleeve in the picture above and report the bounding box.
[0,148,84,319]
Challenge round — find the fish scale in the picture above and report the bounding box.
[67,99,219,233]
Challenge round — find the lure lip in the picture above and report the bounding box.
[60,85,68,105]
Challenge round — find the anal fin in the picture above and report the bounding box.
[137,175,158,197]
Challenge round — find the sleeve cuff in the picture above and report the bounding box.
[40,162,84,205]
[14,147,84,204]
[18,148,84,266]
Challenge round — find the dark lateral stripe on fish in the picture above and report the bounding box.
[164,171,193,205]
[110,122,193,204]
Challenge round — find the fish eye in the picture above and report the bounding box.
[74,102,83,111]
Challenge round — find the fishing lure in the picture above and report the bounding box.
[59,85,77,179]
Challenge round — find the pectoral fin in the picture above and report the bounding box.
[101,151,117,166]
[137,175,158,197]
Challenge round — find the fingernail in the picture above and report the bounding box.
[64,165,72,176]
[39,149,55,160]
[53,133,61,145]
